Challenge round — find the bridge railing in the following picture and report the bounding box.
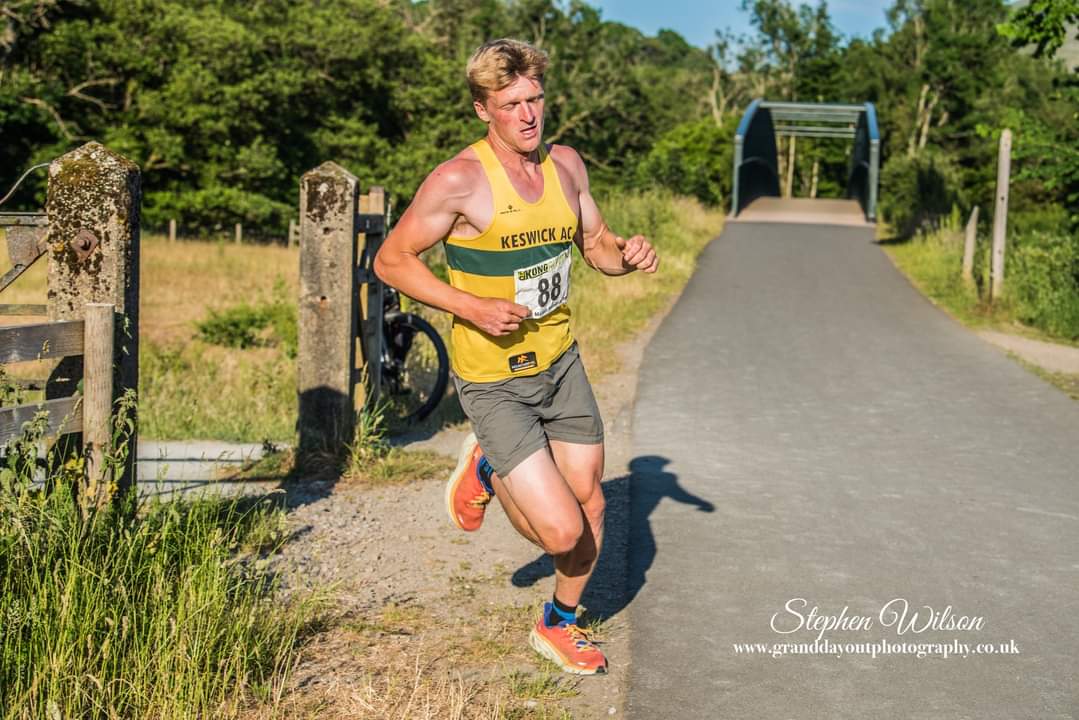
[847,103,880,222]
[731,99,781,216]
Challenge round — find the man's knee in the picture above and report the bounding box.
[540,513,584,555]
[583,492,605,527]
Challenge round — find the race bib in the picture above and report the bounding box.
[514,248,571,319]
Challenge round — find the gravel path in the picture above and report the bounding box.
[977,329,1079,375]
[253,314,665,718]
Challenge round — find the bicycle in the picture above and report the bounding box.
[376,280,450,424]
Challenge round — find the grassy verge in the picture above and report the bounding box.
[0,404,318,718]
[883,214,1079,345]
[572,189,725,373]
[265,594,598,718]
[883,214,1079,398]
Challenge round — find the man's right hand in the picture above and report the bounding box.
[466,297,532,336]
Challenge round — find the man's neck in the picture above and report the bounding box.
[486,132,542,170]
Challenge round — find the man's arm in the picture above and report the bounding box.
[373,161,531,337]
[558,147,659,276]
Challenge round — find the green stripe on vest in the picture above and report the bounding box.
[444,241,571,277]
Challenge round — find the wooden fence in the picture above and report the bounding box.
[0,141,140,505]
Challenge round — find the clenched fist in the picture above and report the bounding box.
[615,234,659,273]
[466,297,532,337]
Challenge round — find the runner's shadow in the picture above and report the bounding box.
[510,455,713,621]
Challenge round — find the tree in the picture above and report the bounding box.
[998,0,1079,60]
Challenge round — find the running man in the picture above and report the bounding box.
[373,38,658,675]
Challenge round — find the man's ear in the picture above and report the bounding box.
[473,99,491,123]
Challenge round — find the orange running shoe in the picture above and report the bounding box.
[445,432,493,531]
[529,603,608,675]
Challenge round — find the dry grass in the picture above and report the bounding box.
[0,232,298,345]
[251,598,584,720]
[137,235,299,347]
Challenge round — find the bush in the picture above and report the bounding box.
[195,278,297,357]
[880,150,965,237]
[635,117,736,207]
[1007,231,1079,340]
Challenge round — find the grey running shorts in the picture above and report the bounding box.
[453,342,605,478]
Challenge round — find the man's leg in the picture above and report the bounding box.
[548,439,605,607]
[490,440,608,674]
[487,447,585,555]
[486,440,605,605]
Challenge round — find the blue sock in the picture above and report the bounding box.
[545,598,578,627]
[476,456,495,494]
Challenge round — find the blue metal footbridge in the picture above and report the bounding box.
[730,99,880,223]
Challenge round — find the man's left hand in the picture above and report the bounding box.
[615,234,659,273]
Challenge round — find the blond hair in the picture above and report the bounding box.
[466,38,549,103]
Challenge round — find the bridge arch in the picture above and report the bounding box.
[731,100,880,222]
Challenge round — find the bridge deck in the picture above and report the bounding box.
[625,220,1079,718]
[734,197,871,226]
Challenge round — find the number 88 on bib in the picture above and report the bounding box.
[514,248,571,319]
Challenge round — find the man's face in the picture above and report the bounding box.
[474,74,545,153]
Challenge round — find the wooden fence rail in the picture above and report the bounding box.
[0,305,113,456]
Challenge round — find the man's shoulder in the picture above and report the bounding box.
[547,143,584,169]
[421,146,485,199]
[547,143,587,184]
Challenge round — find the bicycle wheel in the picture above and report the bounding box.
[380,311,449,423]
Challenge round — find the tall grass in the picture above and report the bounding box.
[140,338,297,442]
[0,399,315,718]
[885,209,1079,344]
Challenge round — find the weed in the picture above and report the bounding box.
[195,279,297,356]
[343,402,455,485]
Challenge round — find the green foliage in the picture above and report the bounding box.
[998,0,1079,60]
[880,150,964,237]
[636,117,737,207]
[0,0,723,224]
[1007,230,1079,339]
[888,216,1079,343]
[197,304,272,349]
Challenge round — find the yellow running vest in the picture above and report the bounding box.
[445,139,579,382]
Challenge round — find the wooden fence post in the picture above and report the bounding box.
[235,222,242,244]
[288,219,297,248]
[168,218,176,243]
[45,141,140,500]
[991,129,1011,301]
[356,187,385,412]
[962,205,978,286]
[83,303,114,513]
[297,162,359,454]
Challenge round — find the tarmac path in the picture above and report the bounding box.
[624,220,1079,719]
